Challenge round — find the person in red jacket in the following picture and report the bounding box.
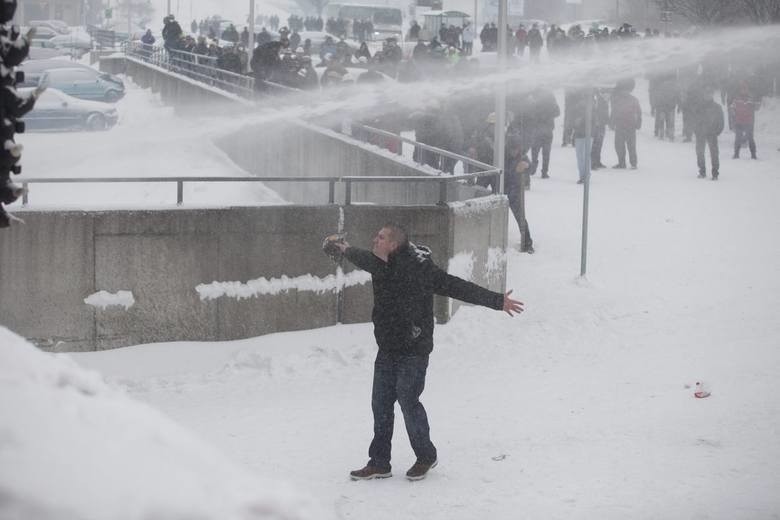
[327,224,524,481]
[730,81,759,160]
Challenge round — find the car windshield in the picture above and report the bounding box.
[50,69,95,81]
[338,6,401,25]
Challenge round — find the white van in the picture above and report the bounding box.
[324,4,403,40]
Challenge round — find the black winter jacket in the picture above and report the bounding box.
[693,99,724,137]
[344,244,504,355]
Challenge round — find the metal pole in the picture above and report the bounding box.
[248,0,255,71]
[167,0,171,16]
[580,87,593,277]
[492,0,507,193]
[474,0,478,46]
[615,0,620,23]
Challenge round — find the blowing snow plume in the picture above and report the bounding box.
[228,25,780,130]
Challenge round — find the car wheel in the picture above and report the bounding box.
[104,90,120,102]
[86,113,106,131]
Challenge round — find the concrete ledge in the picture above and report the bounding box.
[1,203,506,351]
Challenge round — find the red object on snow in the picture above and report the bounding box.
[694,382,711,398]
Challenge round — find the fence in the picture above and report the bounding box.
[350,121,499,180]
[19,169,501,207]
[124,42,296,98]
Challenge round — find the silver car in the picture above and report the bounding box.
[20,88,119,132]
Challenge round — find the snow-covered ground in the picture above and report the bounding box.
[11,79,285,209]
[3,36,780,518]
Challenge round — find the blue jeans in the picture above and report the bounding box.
[368,351,436,470]
[575,137,592,181]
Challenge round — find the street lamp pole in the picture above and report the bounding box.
[492,0,507,193]
[580,87,593,277]
[248,0,255,71]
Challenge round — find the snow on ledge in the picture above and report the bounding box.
[449,194,507,217]
[84,290,135,310]
[196,269,371,301]
[448,251,475,281]
[447,195,507,217]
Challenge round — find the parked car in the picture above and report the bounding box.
[20,58,92,75]
[29,20,70,34]
[28,45,69,59]
[29,26,60,40]
[48,31,93,51]
[19,64,125,102]
[20,87,119,131]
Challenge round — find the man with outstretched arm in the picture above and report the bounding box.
[326,223,524,482]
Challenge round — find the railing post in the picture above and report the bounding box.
[177,180,183,205]
[345,180,352,205]
[493,171,501,194]
[438,180,448,206]
[22,182,28,206]
[328,180,335,204]
[396,133,403,155]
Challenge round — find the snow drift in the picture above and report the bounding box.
[0,326,321,520]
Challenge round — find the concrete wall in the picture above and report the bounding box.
[100,56,251,117]
[0,56,509,351]
[214,121,488,206]
[0,203,506,352]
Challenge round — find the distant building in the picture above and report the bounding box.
[17,0,92,26]
[523,0,662,27]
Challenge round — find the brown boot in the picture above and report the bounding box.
[349,464,392,481]
[406,459,438,481]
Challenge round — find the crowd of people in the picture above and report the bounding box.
[138,15,777,253]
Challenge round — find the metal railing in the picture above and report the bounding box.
[350,122,500,186]
[20,171,501,207]
[124,42,297,98]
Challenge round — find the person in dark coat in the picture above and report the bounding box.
[505,132,534,252]
[408,20,421,40]
[141,29,155,46]
[652,73,680,141]
[355,41,371,62]
[412,39,428,61]
[250,41,282,91]
[221,23,239,43]
[527,23,543,63]
[609,78,642,169]
[693,88,725,180]
[328,224,524,482]
[525,87,560,178]
[162,15,183,51]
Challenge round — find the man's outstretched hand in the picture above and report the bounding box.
[503,290,524,316]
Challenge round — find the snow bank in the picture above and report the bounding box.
[0,326,320,520]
